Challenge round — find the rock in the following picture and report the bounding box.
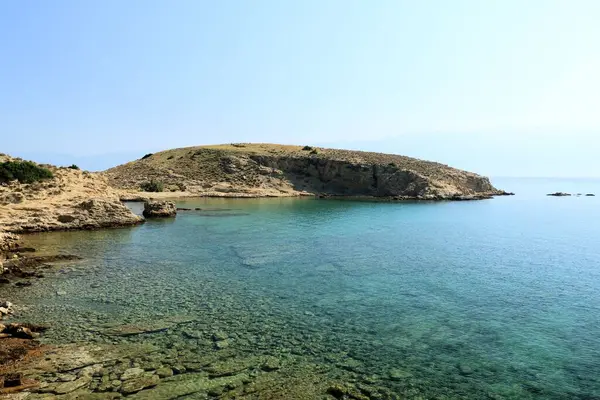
[389,368,412,381]
[458,363,474,375]
[120,375,160,394]
[212,331,228,341]
[125,372,248,400]
[7,325,38,339]
[0,300,13,309]
[171,365,186,375]
[547,192,571,196]
[79,364,104,378]
[56,290,67,296]
[327,383,370,400]
[56,373,77,382]
[15,281,32,287]
[120,367,145,381]
[260,356,281,371]
[155,367,173,378]
[142,201,176,218]
[0,232,20,253]
[586,193,595,196]
[1,373,23,388]
[0,162,144,232]
[52,375,92,394]
[0,323,5,333]
[1,323,46,339]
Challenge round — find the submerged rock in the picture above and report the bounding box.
[120,367,145,381]
[142,201,177,218]
[547,192,571,197]
[586,193,595,196]
[120,374,159,394]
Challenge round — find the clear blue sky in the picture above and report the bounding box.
[1,1,599,176]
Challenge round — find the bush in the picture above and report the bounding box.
[141,153,153,160]
[68,164,80,170]
[0,161,54,184]
[302,146,313,151]
[309,149,318,155]
[140,179,164,192]
[388,162,397,167]
[167,155,174,160]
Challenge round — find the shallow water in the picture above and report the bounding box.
[6,178,600,399]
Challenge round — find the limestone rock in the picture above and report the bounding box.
[142,201,177,218]
[52,375,92,394]
[0,232,20,253]
[120,367,145,381]
[0,158,143,233]
[120,374,160,394]
[155,367,173,378]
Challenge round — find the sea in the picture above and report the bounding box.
[5,177,600,399]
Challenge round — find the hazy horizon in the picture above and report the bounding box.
[2,1,599,177]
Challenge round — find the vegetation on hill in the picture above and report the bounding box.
[0,160,54,184]
[140,179,164,192]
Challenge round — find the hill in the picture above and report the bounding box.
[105,143,506,200]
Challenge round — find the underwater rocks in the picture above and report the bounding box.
[0,322,48,339]
[0,253,83,288]
[142,201,177,218]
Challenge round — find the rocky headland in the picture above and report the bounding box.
[0,154,142,234]
[105,143,509,200]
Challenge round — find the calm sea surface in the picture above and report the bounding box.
[7,178,600,399]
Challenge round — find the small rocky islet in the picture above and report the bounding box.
[5,144,592,398]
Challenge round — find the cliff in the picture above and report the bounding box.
[105,144,506,200]
[0,154,142,233]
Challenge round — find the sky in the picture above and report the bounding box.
[1,1,599,176]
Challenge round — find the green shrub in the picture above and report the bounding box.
[302,146,313,151]
[0,161,54,184]
[388,162,397,167]
[167,155,174,160]
[141,153,153,160]
[309,149,318,155]
[140,179,164,192]
[68,164,80,170]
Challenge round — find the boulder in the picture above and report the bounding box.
[142,201,177,218]
[120,374,160,394]
[547,192,571,197]
[0,232,20,253]
[586,193,595,197]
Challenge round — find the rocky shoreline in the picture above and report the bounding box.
[0,237,394,399]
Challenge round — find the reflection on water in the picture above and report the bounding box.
[6,185,600,399]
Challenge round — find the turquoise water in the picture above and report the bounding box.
[7,178,600,399]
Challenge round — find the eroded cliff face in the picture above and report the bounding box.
[0,156,143,233]
[106,144,504,200]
